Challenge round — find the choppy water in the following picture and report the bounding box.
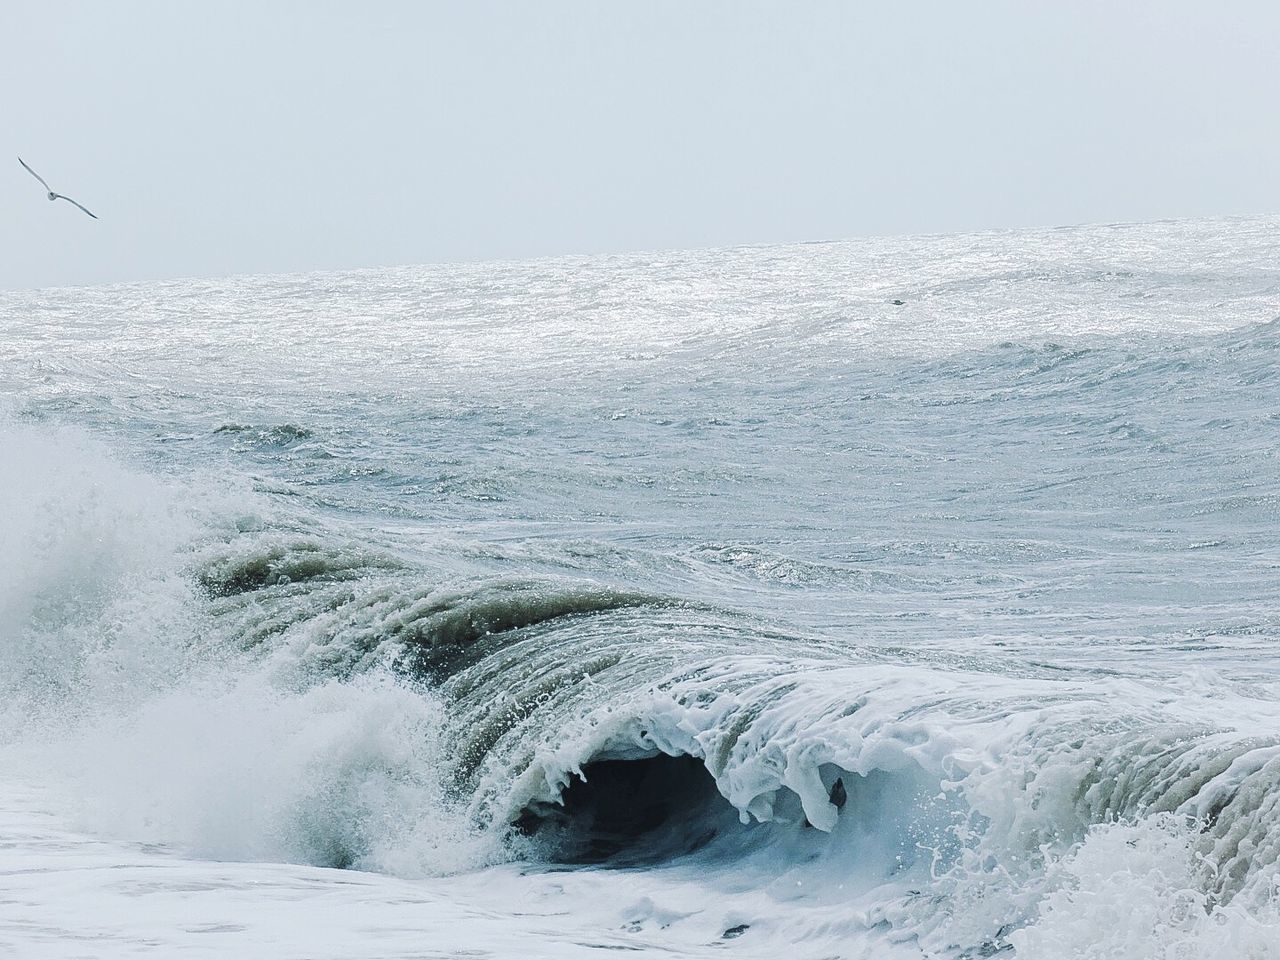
[3,216,1280,959]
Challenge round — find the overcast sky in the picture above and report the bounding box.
[3,0,1278,289]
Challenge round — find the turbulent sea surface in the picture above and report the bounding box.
[3,217,1280,959]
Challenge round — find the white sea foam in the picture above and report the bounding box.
[30,669,491,877]
[0,421,200,735]
[0,422,492,882]
[1012,816,1280,959]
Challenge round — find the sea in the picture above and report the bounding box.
[3,216,1280,959]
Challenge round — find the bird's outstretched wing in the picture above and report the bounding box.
[51,193,98,219]
[18,157,52,192]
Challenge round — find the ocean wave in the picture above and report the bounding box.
[11,450,1279,953]
[6,229,1280,956]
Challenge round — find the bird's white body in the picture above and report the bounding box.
[18,157,98,219]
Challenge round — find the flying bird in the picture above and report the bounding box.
[18,157,97,219]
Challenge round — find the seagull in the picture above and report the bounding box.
[18,157,97,219]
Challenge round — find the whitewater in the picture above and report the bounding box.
[3,216,1280,959]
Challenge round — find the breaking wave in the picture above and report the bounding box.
[5,419,1280,956]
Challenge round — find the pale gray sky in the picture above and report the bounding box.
[3,0,1278,289]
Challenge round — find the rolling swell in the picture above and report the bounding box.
[195,536,665,682]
